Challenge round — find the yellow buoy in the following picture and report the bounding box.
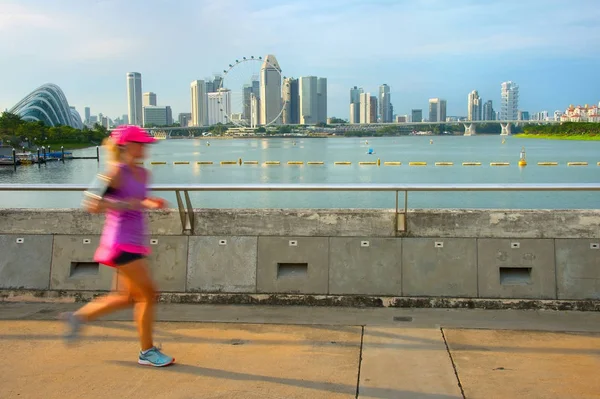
[243,161,258,165]
[307,161,324,165]
[334,161,352,165]
[409,162,427,166]
[435,162,453,166]
[287,161,304,165]
[430,139,433,144]
[518,146,527,167]
[384,161,401,166]
[197,161,213,165]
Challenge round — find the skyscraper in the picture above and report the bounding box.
[467,90,482,121]
[126,72,142,126]
[428,98,447,122]
[207,89,231,125]
[350,86,363,124]
[260,54,282,125]
[379,84,391,123]
[190,80,207,127]
[243,78,260,123]
[299,76,317,125]
[483,100,495,121]
[368,96,378,124]
[143,92,157,107]
[359,92,369,124]
[282,77,299,124]
[501,81,519,120]
[317,78,327,124]
[84,107,90,124]
[411,109,423,123]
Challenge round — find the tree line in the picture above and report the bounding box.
[0,112,109,147]
[522,122,599,136]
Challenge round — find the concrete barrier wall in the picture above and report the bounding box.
[0,209,599,301]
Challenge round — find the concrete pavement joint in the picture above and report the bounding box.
[440,327,466,399]
[355,325,365,398]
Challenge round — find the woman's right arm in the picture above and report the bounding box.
[83,163,124,214]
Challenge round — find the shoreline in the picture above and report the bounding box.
[514,134,600,141]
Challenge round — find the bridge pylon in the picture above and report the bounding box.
[500,123,512,136]
[462,123,476,136]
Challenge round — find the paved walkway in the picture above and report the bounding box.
[1,303,599,398]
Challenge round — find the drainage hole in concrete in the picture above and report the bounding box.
[499,267,532,285]
[70,262,100,278]
[277,263,308,278]
[393,316,413,322]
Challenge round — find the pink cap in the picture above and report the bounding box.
[110,125,156,145]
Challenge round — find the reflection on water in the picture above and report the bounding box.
[0,136,599,209]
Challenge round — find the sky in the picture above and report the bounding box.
[1,0,599,121]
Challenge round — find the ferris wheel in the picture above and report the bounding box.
[217,55,285,127]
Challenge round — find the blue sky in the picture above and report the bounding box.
[1,0,599,120]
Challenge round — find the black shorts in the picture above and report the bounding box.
[113,251,145,266]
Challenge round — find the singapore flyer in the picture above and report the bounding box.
[218,55,285,127]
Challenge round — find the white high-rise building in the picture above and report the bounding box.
[467,90,482,121]
[350,86,363,124]
[299,76,318,125]
[126,72,142,126]
[500,81,519,120]
[191,80,207,127]
[260,54,282,125]
[379,84,391,123]
[143,92,157,107]
[359,92,369,124]
[207,89,231,125]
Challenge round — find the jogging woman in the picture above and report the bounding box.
[60,125,174,367]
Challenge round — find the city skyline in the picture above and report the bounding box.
[1,0,599,120]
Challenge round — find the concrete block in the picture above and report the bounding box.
[402,238,477,297]
[556,239,600,300]
[257,237,328,294]
[195,209,396,237]
[187,236,257,293]
[477,239,556,299]
[50,236,114,290]
[329,238,401,295]
[0,235,53,289]
[146,236,189,292]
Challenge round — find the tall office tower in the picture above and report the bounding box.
[190,80,207,126]
[282,77,299,124]
[500,81,519,120]
[482,100,495,121]
[350,86,363,124]
[359,92,369,124]
[411,109,423,123]
[428,98,447,122]
[207,89,231,125]
[260,54,282,125]
[143,92,157,107]
[299,76,318,125]
[126,72,142,126]
[243,78,260,122]
[467,90,482,121]
[143,106,169,127]
[84,107,91,124]
[379,84,391,122]
[317,77,327,124]
[368,96,378,124]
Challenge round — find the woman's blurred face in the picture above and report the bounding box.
[125,142,146,160]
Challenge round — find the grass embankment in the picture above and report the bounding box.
[514,134,600,141]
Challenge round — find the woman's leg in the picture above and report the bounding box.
[74,271,133,322]
[116,258,156,351]
[117,258,174,366]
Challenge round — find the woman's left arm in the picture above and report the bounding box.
[140,168,168,210]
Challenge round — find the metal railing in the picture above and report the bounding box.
[0,183,599,234]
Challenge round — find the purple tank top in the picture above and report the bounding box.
[100,163,149,254]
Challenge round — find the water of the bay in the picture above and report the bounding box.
[0,135,598,210]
